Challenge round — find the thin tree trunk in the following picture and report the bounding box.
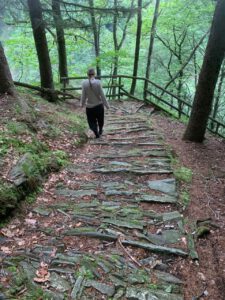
[0,41,16,96]
[52,0,68,83]
[183,0,225,142]
[112,0,134,98]
[89,0,101,76]
[112,0,134,77]
[163,31,208,93]
[211,60,225,129]
[27,0,56,101]
[130,0,142,95]
[144,0,160,100]
[112,2,119,99]
[113,0,119,77]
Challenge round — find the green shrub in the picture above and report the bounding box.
[174,166,192,183]
[0,182,19,217]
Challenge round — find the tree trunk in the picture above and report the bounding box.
[112,0,119,78]
[183,0,225,142]
[210,60,225,130]
[52,0,68,83]
[0,41,16,96]
[130,0,142,95]
[27,0,56,101]
[144,0,160,100]
[89,0,101,76]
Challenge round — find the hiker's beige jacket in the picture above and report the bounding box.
[81,78,109,109]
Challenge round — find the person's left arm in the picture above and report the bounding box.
[81,83,86,107]
[99,82,110,109]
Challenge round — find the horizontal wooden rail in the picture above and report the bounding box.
[60,74,225,138]
[145,90,189,117]
[63,84,123,91]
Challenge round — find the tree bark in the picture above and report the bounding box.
[89,0,101,76]
[183,0,225,142]
[112,0,134,77]
[52,0,68,83]
[210,60,225,130]
[27,0,56,101]
[130,0,142,95]
[0,41,16,96]
[144,0,160,100]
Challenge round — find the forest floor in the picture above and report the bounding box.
[152,112,225,300]
[0,95,225,299]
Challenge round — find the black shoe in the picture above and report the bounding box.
[95,133,100,138]
[99,129,103,136]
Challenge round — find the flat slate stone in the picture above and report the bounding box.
[137,195,177,204]
[50,272,71,292]
[148,178,177,196]
[162,211,183,222]
[9,153,36,186]
[113,288,125,299]
[33,207,51,216]
[71,276,84,299]
[94,149,166,159]
[55,188,97,198]
[85,280,115,296]
[66,165,86,174]
[94,167,172,175]
[155,270,183,284]
[147,230,182,246]
[105,189,136,196]
[126,288,184,300]
[102,218,144,230]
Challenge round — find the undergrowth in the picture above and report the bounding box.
[0,92,87,218]
[167,146,192,208]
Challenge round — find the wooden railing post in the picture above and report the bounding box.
[61,77,67,101]
[118,76,121,100]
[143,78,148,102]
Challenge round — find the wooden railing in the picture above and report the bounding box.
[61,75,225,138]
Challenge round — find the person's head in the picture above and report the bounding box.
[87,68,95,78]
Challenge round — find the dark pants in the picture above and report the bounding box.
[86,104,104,137]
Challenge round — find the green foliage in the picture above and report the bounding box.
[0,181,19,217]
[77,267,95,280]
[7,121,29,135]
[4,0,218,110]
[180,190,190,207]
[20,287,52,300]
[174,166,192,183]
[25,187,42,204]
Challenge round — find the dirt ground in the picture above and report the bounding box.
[152,112,225,300]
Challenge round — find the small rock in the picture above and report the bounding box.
[198,272,206,282]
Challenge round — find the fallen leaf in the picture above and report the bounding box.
[25,218,37,226]
[33,262,50,283]
[75,222,82,227]
[50,247,57,257]
[0,229,14,238]
[1,246,12,254]
[33,275,50,283]
[181,237,187,245]
[17,240,26,246]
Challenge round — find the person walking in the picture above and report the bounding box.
[81,68,109,138]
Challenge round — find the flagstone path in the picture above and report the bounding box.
[0,105,196,299]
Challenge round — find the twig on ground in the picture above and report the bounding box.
[117,235,142,267]
[57,209,71,219]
